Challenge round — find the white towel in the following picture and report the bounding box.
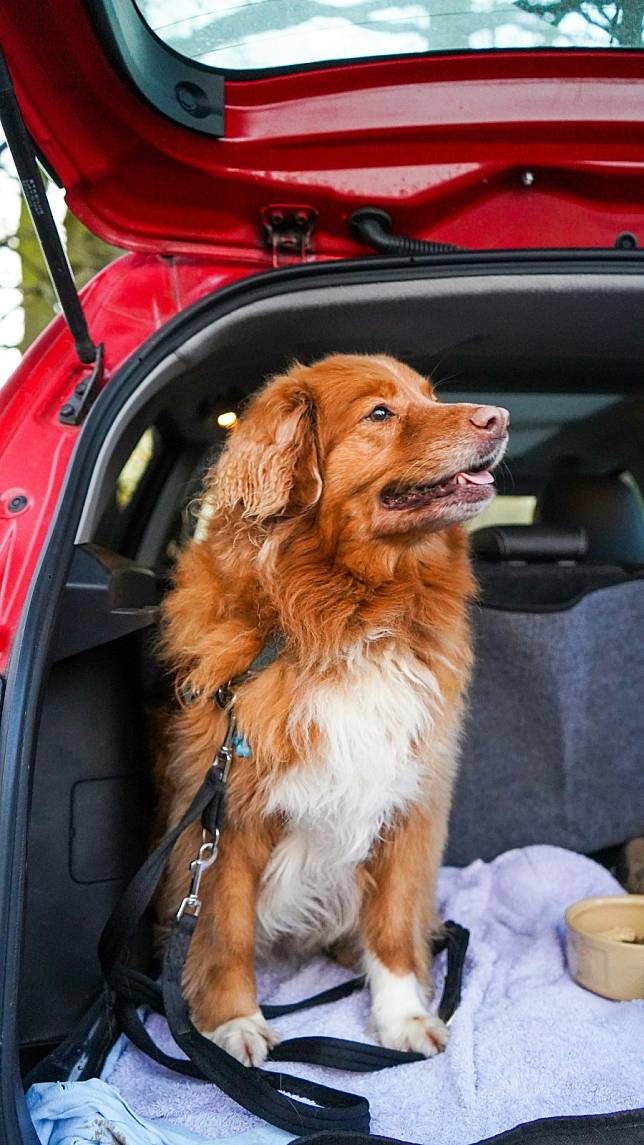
[103,846,644,1144]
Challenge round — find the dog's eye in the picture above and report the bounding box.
[366,405,394,422]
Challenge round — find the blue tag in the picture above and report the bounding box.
[232,732,252,758]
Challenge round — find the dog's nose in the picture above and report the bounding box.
[469,405,510,435]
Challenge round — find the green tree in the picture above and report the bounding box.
[17,194,121,353]
[65,209,122,292]
[16,194,55,351]
[514,0,643,45]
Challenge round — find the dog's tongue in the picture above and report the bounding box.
[455,469,494,486]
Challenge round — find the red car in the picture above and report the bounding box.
[0,3,642,1144]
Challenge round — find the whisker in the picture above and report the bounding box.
[427,351,449,380]
[431,371,461,395]
[497,458,515,491]
[427,353,464,395]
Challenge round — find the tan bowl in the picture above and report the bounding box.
[565,895,644,1001]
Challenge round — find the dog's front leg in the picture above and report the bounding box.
[360,803,449,1057]
[181,823,279,1066]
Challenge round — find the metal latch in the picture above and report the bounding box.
[59,343,105,426]
[261,205,317,266]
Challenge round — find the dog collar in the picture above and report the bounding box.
[178,631,285,712]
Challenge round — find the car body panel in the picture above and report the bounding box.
[1,3,644,259]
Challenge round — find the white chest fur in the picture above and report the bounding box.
[255,644,443,950]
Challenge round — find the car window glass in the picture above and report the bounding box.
[136,0,644,72]
[465,493,537,531]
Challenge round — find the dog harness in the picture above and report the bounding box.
[99,638,469,1136]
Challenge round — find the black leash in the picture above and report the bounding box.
[99,641,470,1136]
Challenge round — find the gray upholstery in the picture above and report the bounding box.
[447,580,644,866]
[474,562,630,610]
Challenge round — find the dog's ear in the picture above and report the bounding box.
[210,374,321,522]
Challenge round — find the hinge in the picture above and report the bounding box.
[59,343,105,426]
[261,206,317,267]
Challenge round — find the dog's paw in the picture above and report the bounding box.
[374,1011,449,1057]
[204,1010,279,1067]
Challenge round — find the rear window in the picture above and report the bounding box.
[136,0,643,72]
[465,494,537,531]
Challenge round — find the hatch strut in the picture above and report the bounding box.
[0,48,98,367]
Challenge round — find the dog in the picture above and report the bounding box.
[157,354,509,1067]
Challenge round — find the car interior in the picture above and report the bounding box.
[17,267,644,1103]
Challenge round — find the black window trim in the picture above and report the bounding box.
[87,0,641,142]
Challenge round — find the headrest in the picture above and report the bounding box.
[471,525,587,562]
[536,475,644,567]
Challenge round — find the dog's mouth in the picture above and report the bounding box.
[381,457,498,512]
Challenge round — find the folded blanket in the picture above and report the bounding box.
[101,845,643,1144]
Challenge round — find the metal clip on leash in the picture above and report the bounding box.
[176,686,237,921]
[176,835,219,920]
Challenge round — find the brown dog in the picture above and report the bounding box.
[157,354,508,1066]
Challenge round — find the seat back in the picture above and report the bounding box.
[449,485,644,865]
[447,578,644,865]
[471,523,628,609]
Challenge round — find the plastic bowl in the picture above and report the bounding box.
[565,895,644,1001]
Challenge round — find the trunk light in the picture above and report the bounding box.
[217,411,237,429]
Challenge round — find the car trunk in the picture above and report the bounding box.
[3,253,644,1143]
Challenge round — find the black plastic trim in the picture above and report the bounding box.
[51,544,159,662]
[2,249,644,1145]
[23,992,117,1088]
[87,0,224,136]
[294,1108,644,1145]
[350,207,462,255]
